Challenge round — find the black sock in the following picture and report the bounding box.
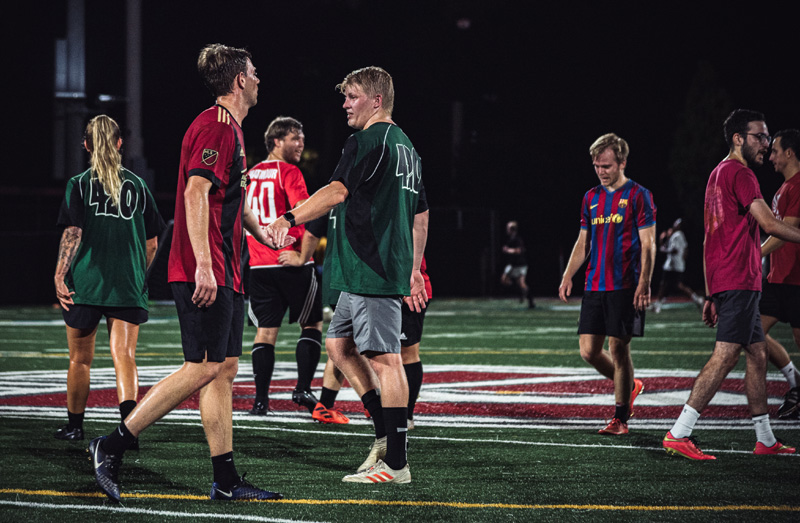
[67,410,84,430]
[382,407,408,470]
[295,329,322,392]
[404,361,423,420]
[614,403,630,423]
[102,421,135,456]
[251,343,275,403]
[211,451,239,490]
[362,389,386,439]
[320,386,340,409]
[119,400,137,422]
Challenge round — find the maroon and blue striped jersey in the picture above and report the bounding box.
[580,179,656,291]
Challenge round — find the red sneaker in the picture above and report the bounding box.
[629,379,644,418]
[598,418,628,435]
[662,431,716,460]
[312,402,350,425]
[754,440,796,455]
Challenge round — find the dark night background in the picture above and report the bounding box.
[4,0,799,304]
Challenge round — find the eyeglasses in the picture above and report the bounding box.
[747,133,771,145]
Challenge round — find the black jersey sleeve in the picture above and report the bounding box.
[56,177,85,229]
[330,135,358,191]
[142,183,167,239]
[415,180,428,214]
[305,215,328,238]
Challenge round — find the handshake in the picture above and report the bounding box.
[259,215,296,251]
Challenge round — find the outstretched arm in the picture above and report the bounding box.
[750,199,800,244]
[243,204,295,250]
[266,181,348,247]
[761,215,800,257]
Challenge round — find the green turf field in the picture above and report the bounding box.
[1,298,798,522]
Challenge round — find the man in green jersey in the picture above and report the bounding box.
[267,66,428,484]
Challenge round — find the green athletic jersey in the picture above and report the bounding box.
[57,168,166,309]
[326,123,422,296]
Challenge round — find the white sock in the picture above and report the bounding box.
[753,413,777,447]
[670,404,700,438]
[780,362,798,389]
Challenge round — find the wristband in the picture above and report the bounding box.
[704,296,712,302]
[283,211,296,228]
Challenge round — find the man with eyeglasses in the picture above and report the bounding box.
[663,109,800,460]
[760,129,800,419]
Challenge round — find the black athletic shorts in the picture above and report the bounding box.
[400,299,429,347]
[247,265,322,328]
[759,281,800,328]
[62,304,148,330]
[712,290,764,345]
[578,288,644,338]
[171,282,244,363]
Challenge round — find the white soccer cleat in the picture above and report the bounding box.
[342,460,411,484]
[356,436,387,473]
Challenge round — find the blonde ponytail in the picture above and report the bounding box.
[85,115,123,208]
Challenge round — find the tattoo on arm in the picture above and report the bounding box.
[55,226,82,277]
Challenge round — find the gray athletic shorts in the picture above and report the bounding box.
[503,264,528,279]
[327,292,402,354]
[712,290,765,346]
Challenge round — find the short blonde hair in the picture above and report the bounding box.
[336,66,394,115]
[589,133,629,164]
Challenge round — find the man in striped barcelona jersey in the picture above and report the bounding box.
[559,133,656,436]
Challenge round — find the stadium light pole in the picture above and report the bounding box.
[125,0,154,189]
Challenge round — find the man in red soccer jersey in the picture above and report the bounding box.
[559,133,655,436]
[663,110,800,460]
[245,116,325,417]
[89,44,291,501]
[760,129,800,419]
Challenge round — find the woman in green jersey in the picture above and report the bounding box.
[53,115,165,444]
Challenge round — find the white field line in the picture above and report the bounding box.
[0,500,324,523]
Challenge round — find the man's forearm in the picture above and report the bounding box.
[562,233,588,281]
[290,182,348,226]
[412,211,429,271]
[184,184,212,267]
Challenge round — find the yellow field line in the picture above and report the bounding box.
[2,489,798,512]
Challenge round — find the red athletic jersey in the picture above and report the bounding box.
[168,105,248,292]
[768,171,800,285]
[703,159,763,295]
[245,159,309,267]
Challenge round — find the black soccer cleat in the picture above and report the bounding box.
[249,401,269,416]
[210,473,283,501]
[54,425,84,441]
[88,436,122,501]
[291,389,318,413]
[778,387,800,419]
